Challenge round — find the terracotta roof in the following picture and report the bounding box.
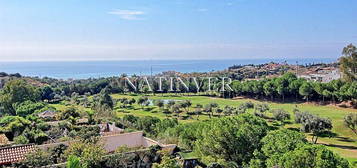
[0,144,35,165]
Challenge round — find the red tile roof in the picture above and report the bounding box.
[0,144,35,165]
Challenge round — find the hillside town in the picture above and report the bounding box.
[227,61,341,83]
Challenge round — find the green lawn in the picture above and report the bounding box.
[52,93,357,166]
[49,102,93,114]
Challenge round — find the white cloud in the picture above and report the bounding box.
[108,10,145,20]
[197,8,208,12]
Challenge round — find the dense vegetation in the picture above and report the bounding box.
[1,77,355,167]
[0,44,356,167]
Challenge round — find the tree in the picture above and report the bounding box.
[194,104,203,120]
[254,103,269,113]
[329,80,344,103]
[322,89,332,102]
[152,156,180,168]
[257,129,307,167]
[279,144,349,168]
[340,43,357,82]
[0,79,40,115]
[241,81,251,95]
[86,110,95,124]
[289,78,304,101]
[344,113,357,135]
[240,101,254,109]
[58,107,80,120]
[182,100,192,113]
[235,105,247,115]
[167,100,176,109]
[0,115,49,144]
[215,108,223,116]
[118,97,135,108]
[40,85,55,101]
[22,126,49,144]
[137,96,149,109]
[14,100,46,117]
[48,144,68,164]
[154,100,165,111]
[136,116,161,135]
[14,135,30,144]
[207,163,225,168]
[271,109,290,124]
[98,88,114,109]
[231,80,242,96]
[104,153,132,168]
[154,118,178,137]
[261,129,307,156]
[295,111,332,144]
[223,105,234,116]
[195,114,268,165]
[337,83,351,102]
[251,80,264,98]
[171,104,182,117]
[313,82,325,103]
[263,81,275,100]
[64,140,106,168]
[122,114,139,124]
[347,82,357,107]
[17,149,53,167]
[203,104,213,118]
[203,102,218,118]
[129,98,136,106]
[299,82,313,102]
[0,116,31,140]
[119,97,128,105]
[72,125,100,140]
[275,77,289,102]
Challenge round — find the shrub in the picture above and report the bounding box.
[254,103,270,113]
[344,113,357,135]
[115,145,131,153]
[240,101,254,109]
[48,144,68,164]
[294,111,313,124]
[152,156,180,168]
[14,135,29,144]
[16,149,53,167]
[57,107,80,120]
[69,125,100,141]
[271,109,290,122]
[64,140,106,168]
[14,100,46,117]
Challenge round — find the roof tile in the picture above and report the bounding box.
[0,144,35,165]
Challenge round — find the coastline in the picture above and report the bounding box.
[0,58,337,79]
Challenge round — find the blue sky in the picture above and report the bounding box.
[0,0,356,61]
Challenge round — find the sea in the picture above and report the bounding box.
[0,58,337,79]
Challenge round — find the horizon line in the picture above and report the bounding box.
[0,58,338,63]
